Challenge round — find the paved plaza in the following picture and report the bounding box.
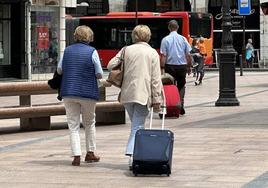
[0,71,268,188]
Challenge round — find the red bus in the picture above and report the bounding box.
[66,11,214,67]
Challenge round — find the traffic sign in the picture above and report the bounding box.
[238,0,251,15]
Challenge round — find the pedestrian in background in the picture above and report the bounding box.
[107,25,163,169]
[57,25,103,166]
[190,38,199,77]
[190,38,204,85]
[198,37,207,58]
[196,37,207,85]
[246,38,254,68]
[160,20,192,115]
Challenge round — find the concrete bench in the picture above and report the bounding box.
[0,81,125,131]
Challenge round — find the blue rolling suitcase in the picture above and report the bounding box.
[132,107,174,176]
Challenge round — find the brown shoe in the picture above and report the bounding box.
[85,152,100,163]
[72,156,81,166]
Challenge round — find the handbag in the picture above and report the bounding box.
[107,47,126,88]
[48,70,62,101]
[48,70,62,90]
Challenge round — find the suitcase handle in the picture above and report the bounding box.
[149,88,166,130]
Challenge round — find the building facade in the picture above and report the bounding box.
[260,0,268,67]
[0,0,26,79]
[0,0,76,80]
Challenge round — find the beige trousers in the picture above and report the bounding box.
[63,98,97,156]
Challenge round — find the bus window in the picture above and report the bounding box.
[111,28,116,42]
[139,18,183,48]
[80,18,183,50]
[80,19,136,49]
[118,28,133,46]
[66,18,79,46]
[189,13,213,66]
[189,14,211,38]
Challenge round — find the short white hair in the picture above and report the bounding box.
[131,25,151,43]
[74,25,94,43]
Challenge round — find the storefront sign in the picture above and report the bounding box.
[37,26,49,49]
[232,15,243,29]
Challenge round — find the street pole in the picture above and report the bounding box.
[135,0,138,25]
[215,0,240,106]
[242,15,246,67]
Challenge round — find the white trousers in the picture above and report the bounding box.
[63,98,97,156]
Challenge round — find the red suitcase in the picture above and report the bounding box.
[160,85,181,118]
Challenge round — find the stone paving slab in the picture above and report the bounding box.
[0,71,268,188]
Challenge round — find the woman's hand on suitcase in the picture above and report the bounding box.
[152,103,161,112]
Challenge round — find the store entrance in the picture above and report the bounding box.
[0,3,25,79]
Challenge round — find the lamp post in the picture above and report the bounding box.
[215,0,240,106]
[135,0,138,25]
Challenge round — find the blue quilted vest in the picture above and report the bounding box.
[60,43,99,100]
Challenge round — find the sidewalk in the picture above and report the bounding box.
[0,71,268,188]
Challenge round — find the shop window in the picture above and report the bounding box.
[31,6,59,74]
[0,5,11,65]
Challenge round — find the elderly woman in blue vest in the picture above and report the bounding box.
[107,25,163,169]
[57,25,103,166]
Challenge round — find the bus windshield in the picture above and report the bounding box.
[80,18,183,49]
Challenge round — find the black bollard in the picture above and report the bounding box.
[239,54,243,76]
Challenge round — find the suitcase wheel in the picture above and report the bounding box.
[162,164,168,171]
[133,164,139,176]
[162,164,171,176]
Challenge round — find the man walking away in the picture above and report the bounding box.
[160,20,192,115]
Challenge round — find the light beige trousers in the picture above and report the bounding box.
[63,98,97,156]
